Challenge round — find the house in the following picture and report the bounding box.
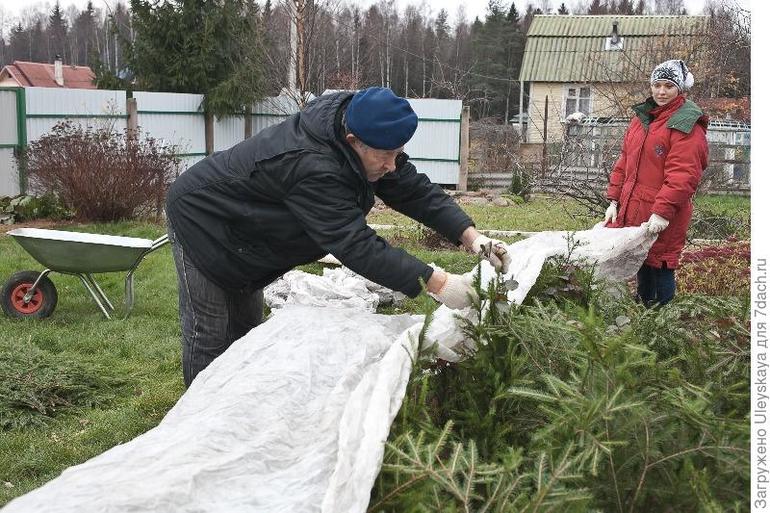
[0,57,96,89]
[517,15,707,147]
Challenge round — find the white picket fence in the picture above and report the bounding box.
[0,87,464,197]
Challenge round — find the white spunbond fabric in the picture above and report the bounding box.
[3,226,654,513]
[264,268,380,311]
[488,225,656,305]
[3,307,426,513]
[264,268,405,312]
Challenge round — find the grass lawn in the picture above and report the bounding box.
[368,194,594,231]
[0,193,750,505]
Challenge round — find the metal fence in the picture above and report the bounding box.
[467,117,751,193]
[0,89,20,196]
[133,91,208,173]
[545,118,750,193]
[0,87,466,197]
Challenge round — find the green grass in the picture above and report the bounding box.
[0,221,183,503]
[693,193,751,221]
[368,194,595,232]
[0,192,750,505]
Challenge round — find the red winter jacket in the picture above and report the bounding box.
[606,95,708,269]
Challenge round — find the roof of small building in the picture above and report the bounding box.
[519,15,707,83]
[0,61,96,89]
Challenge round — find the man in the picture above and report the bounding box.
[166,87,510,386]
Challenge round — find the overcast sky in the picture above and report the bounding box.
[0,0,753,25]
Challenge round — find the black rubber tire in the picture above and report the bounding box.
[1,271,58,319]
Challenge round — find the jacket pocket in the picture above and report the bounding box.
[626,184,659,226]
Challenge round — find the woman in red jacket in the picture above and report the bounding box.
[603,59,709,306]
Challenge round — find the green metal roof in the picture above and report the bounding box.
[520,15,708,82]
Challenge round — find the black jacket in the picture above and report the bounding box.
[165,92,474,297]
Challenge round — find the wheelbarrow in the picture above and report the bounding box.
[2,228,169,319]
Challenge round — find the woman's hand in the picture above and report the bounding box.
[603,201,618,225]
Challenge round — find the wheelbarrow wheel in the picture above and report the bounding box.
[1,271,58,319]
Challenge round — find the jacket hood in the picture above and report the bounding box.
[299,92,354,144]
[298,91,368,181]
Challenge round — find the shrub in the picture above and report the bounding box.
[371,268,749,511]
[0,193,72,222]
[21,121,179,222]
[508,164,534,201]
[678,239,750,296]
[466,174,486,192]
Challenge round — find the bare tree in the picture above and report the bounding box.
[654,0,686,14]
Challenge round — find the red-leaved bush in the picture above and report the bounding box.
[22,121,179,222]
[677,238,750,296]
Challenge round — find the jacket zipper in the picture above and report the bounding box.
[622,123,650,225]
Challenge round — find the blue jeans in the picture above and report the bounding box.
[168,225,264,387]
[636,263,676,307]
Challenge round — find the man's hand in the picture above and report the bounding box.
[470,235,511,274]
[428,270,477,310]
[603,200,618,225]
[642,213,669,234]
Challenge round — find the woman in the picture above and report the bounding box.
[603,59,709,306]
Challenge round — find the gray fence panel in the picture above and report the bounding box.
[0,89,19,196]
[250,96,298,135]
[133,91,207,171]
[213,115,245,151]
[25,87,127,142]
[0,149,17,197]
[406,99,462,185]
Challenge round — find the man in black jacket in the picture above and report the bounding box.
[166,87,510,386]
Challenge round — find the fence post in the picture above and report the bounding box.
[15,87,27,194]
[126,97,138,140]
[205,112,214,155]
[541,95,548,178]
[244,106,253,139]
[458,106,470,192]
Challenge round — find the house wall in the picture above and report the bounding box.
[0,72,19,87]
[526,82,644,144]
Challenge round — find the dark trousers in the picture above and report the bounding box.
[168,226,264,387]
[636,263,676,307]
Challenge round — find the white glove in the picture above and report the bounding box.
[642,213,669,234]
[471,235,512,274]
[603,200,618,225]
[431,271,477,310]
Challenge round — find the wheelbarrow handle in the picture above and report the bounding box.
[150,234,169,251]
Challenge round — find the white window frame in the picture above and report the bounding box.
[563,84,592,120]
[604,36,624,51]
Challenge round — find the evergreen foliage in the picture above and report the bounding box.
[47,3,68,61]
[0,1,750,119]
[371,257,749,511]
[125,0,265,117]
[0,338,127,430]
[468,1,525,121]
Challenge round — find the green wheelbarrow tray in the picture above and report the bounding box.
[3,228,169,319]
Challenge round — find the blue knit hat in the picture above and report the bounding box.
[345,87,418,150]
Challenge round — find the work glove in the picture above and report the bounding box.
[431,271,478,310]
[603,200,618,225]
[471,235,512,274]
[642,213,670,234]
